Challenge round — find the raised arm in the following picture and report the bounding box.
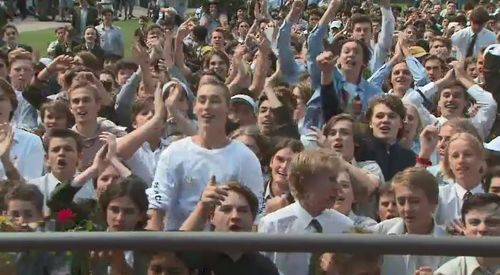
[116,83,166,160]
[276,0,304,84]
[249,35,272,98]
[180,177,228,231]
[370,0,395,72]
[174,18,195,80]
[307,0,343,90]
[0,124,23,182]
[454,61,498,137]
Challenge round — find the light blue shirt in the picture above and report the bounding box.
[96,24,124,57]
[451,26,497,60]
[276,19,307,85]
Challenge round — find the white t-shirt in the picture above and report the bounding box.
[146,137,264,230]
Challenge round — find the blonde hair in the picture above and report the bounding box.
[67,80,100,101]
[441,132,486,180]
[288,148,343,200]
[391,167,439,204]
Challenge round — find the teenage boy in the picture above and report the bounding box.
[96,8,125,59]
[180,182,279,274]
[4,183,44,227]
[0,78,44,181]
[259,148,353,275]
[4,183,70,274]
[371,167,448,275]
[29,128,96,216]
[7,48,39,130]
[68,81,126,170]
[147,80,264,231]
[435,193,500,274]
[406,60,497,139]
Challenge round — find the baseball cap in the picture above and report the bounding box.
[230,94,256,111]
[410,46,428,58]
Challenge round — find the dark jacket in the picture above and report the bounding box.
[71,6,99,39]
[73,43,105,61]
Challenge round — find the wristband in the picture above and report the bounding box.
[416,156,432,166]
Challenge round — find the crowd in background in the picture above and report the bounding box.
[1,0,500,274]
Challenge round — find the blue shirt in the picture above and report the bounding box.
[276,20,307,85]
[96,24,124,57]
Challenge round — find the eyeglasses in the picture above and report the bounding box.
[5,32,16,36]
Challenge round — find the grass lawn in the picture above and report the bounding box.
[18,19,141,59]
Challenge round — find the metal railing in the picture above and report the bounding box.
[0,232,499,256]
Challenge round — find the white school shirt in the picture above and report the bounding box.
[258,202,353,275]
[435,183,484,226]
[371,217,449,275]
[126,139,170,186]
[435,256,499,275]
[29,173,96,216]
[146,137,264,230]
[0,128,44,180]
[451,27,497,60]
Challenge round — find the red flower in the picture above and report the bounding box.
[56,208,75,224]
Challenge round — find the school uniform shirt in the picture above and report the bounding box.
[258,202,353,275]
[147,137,264,231]
[435,183,484,226]
[435,256,498,275]
[347,211,378,229]
[371,217,449,275]
[0,128,44,180]
[126,139,170,186]
[451,27,497,60]
[29,172,96,216]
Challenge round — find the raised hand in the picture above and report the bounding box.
[132,41,150,67]
[415,266,433,275]
[154,81,167,120]
[0,123,13,160]
[177,17,196,40]
[418,125,439,159]
[47,55,73,73]
[198,176,228,213]
[288,0,305,23]
[99,132,117,161]
[316,51,337,75]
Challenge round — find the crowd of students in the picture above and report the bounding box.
[1,0,500,274]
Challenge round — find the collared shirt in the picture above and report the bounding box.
[451,27,497,60]
[347,211,377,229]
[435,183,484,226]
[304,66,383,129]
[146,137,264,231]
[126,139,170,186]
[0,128,44,180]
[371,217,449,275]
[29,172,96,216]
[96,24,124,58]
[405,82,498,140]
[12,90,40,131]
[435,256,498,275]
[258,202,353,275]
